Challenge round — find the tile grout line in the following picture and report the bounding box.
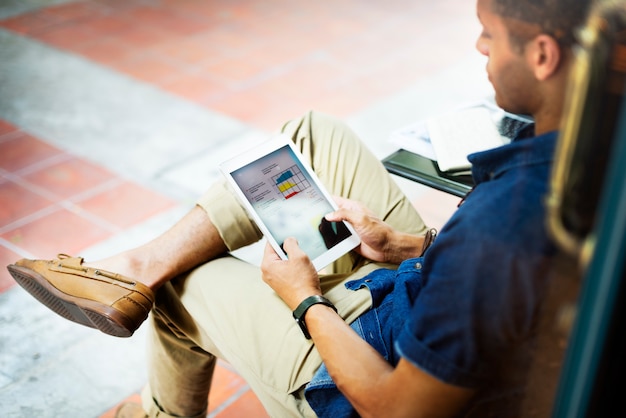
[10,152,74,176]
[0,129,23,143]
[0,204,62,235]
[207,384,254,418]
[4,164,123,204]
[0,236,36,259]
[0,172,126,236]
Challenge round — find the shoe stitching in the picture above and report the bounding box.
[121,294,152,312]
[55,256,137,286]
[57,264,137,286]
[94,269,136,285]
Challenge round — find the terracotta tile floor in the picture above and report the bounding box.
[0,113,269,418]
[0,0,477,130]
[0,121,177,280]
[99,361,266,418]
[0,0,478,416]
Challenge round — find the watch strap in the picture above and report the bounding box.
[419,228,438,256]
[293,295,337,339]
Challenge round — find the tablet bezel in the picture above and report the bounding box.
[219,134,360,271]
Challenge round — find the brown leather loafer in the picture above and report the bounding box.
[7,254,154,338]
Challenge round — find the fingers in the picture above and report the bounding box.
[262,241,281,264]
[328,198,376,221]
[282,237,306,259]
[334,196,362,211]
[332,195,353,208]
[325,207,361,226]
[263,238,303,260]
[324,209,342,222]
[260,237,321,309]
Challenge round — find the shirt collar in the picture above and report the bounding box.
[468,131,559,184]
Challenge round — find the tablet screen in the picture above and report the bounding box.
[229,143,355,261]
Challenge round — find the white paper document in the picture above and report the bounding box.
[388,119,437,161]
[427,107,505,172]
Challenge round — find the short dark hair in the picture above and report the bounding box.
[491,0,593,48]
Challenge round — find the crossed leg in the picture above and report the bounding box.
[8,111,427,416]
[132,112,428,416]
[77,109,426,294]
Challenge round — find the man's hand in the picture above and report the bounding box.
[260,237,321,310]
[326,196,424,264]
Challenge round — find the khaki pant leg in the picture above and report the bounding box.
[142,255,378,418]
[196,110,427,272]
[144,110,427,416]
[280,111,428,273]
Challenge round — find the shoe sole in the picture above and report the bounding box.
[7,264,136,337]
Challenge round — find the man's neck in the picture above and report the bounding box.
[532,114,562,136]
[533,65,571,135]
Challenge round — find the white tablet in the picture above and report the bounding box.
[220,135,360,271]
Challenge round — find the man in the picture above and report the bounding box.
[7,0,592,416]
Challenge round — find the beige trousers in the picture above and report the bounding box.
[141,111,427,417]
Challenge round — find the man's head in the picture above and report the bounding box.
[476,0,592,133]
[491,0,591,50]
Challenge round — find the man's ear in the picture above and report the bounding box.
[527,34,562,80]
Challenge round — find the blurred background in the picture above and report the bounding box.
[0,0,492,416]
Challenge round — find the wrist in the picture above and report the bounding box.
[387,228,437,262]
[385,231,420,263]
[292,295,337,339]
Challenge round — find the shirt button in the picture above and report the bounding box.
[415,262,422,269]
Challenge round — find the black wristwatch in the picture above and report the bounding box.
[293,295,337,339]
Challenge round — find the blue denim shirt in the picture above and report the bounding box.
[305,131,559,417]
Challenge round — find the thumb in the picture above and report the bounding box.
[325,208,345,222]
[282,237,304,256]
[326,207,354,223]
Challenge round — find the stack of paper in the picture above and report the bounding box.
[426,107,505,172]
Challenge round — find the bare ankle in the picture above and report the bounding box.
[85,252,161,290]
